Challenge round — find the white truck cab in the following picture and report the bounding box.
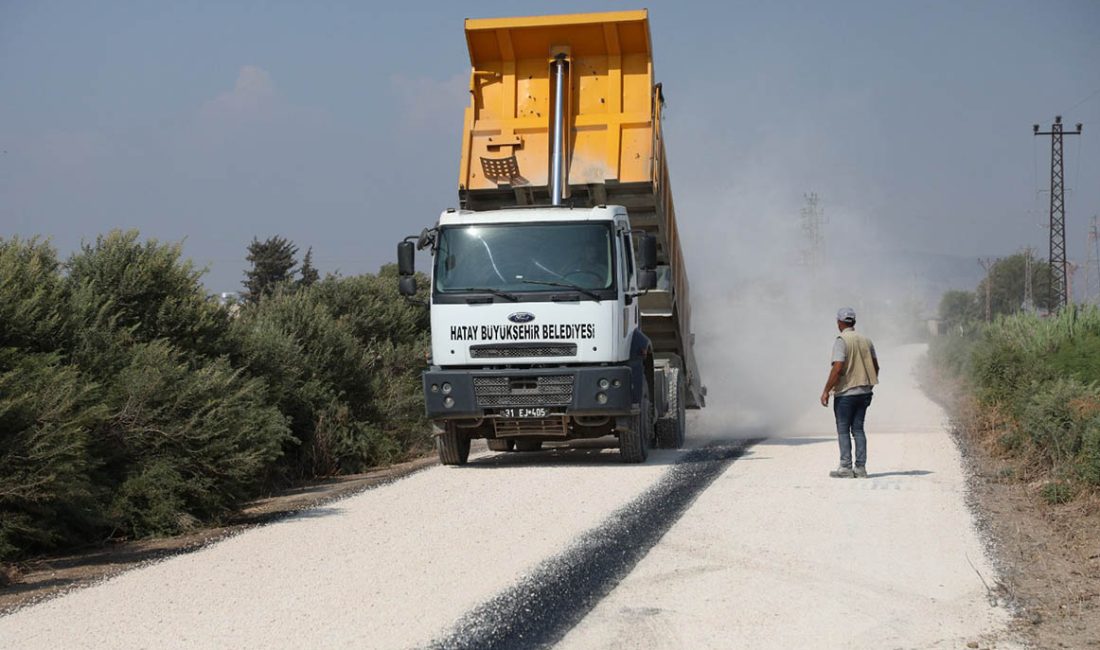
[398,205,663,464]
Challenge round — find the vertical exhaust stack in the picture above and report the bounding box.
[548,51,571,206]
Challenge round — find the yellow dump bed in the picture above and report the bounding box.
[459,10,703,408]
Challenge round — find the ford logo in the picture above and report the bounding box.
[508,312,536,324]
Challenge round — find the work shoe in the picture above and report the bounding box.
[853,466,868,478]
[829,466,855,478]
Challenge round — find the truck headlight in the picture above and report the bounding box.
[444,396,455,408]
[612,379,622,388]
[442,382,453,395]
[598,378,610,390]
[596,392,608,404]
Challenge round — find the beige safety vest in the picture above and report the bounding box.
[835,329,878,394]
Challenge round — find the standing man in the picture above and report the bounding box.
[820,307,879,478]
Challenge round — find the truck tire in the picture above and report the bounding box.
[655,367,686,449]
[514,439,542,452]
[620,380,653,463]
[436,422,471,465]
[487,438,514,452]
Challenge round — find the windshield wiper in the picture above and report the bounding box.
[452,287,519,301]
[520,279,602,301]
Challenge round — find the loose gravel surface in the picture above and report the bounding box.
[0,344,1019,649]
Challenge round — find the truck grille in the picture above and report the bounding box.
[473,375,574,407]
[470,343,578,359]
[494,416,569,438]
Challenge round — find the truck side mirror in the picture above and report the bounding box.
[640,235,658,271]
[399,276,417,296]
[397,241,415,276]
[638,269,657,291]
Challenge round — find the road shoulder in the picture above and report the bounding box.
[0,453,438,614]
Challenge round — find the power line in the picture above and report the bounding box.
[1066,86,1100,113]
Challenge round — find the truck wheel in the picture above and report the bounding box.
[487,438,514,452]
[514,439,542,452]
[435,422,471,465]
[655,367,686,449]
[620,380,653,463]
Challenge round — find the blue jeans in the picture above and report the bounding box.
[834,392,873,468]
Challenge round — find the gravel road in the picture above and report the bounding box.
[0,344,1017,649]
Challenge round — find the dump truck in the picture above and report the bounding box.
[397,9,705,464]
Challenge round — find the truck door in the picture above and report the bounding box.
[619,228,639,351]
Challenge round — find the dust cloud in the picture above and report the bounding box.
[678,172,922,440]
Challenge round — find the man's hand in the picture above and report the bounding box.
[822,361,843,408]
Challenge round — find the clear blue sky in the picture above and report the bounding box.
[2,0,1098,295]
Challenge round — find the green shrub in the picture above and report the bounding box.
[1081,417,1100,486]
[1050,332,1100,385]
[0,238,67,353]
[100,341,291,535]
[65,230,230,361]
[0,349,104,559]
[968,338,1039,410]
[998,428,1026,452]
[310,265,429,347]
[231,289,378,477]
[1017,378,1095,467]
[0,231,430,558]
[1040,481,1075,505]
[311,402,402,475]
[111,460,191,538]
[927,330,978,379]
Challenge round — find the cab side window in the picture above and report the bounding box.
[621,232,635,286]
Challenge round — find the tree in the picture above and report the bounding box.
[976,252,1054,318]
[938,290,979,332]
[299,247,320,288]
[243,236,298,302]
[65,230,229,362]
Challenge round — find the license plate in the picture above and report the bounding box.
[499,407,549,418]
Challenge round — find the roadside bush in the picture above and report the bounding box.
[930,305,1100,500]
[0,238,67,352]
[65,230,230,361]
[311,401,401,475]
[1081,418,1100,486]
[0,230,430,560]
[1016,379,1095,468]
[1040,481,1075,505]
[101,341,290,536]
[0,349,103,559]
[1050,331,1100,385]
[311,265,429,347]
[926,329,977,381]
[231,288,378,478]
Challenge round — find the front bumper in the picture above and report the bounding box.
[423,366,633,419]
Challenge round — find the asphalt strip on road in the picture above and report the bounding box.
[428,438,764,650]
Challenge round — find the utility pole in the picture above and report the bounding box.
[1067,260,1079,306]
[1022,246,1035,313]
[1033,116,1083,310]
[979,257,995,321]
[1086,215,1100,306]
[798,193,826,269]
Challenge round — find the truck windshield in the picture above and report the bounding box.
[434,223,614,294]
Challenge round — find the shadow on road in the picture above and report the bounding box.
[758,436,833,446]
[467,437,763,469]
[868,470,934,478]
